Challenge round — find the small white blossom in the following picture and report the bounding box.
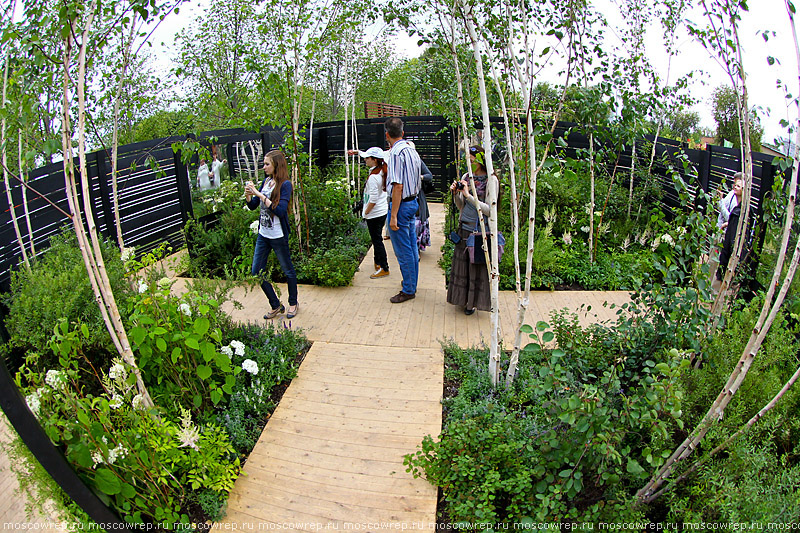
[132,394,145,410]
[120,247,135,263]
[107,443,128,465]
[91,451,104,467]
[562,232,573,246]
[137,280,148,293]
[230,340,246,357]
[221,345,233,358]
[109,394,124,410]
[45,370,66,390]
[157,277,172,290]
[651,236,662,251]
[242,359,259,375]
[580,226,590,234]
[569,214,577,226]
[662,234,675,247]
[26,390,41,417]
[109,362,127,382]
[177,407,201,451]
[250,220,260,234]
[179,303,192,317]
[621,236,631,252]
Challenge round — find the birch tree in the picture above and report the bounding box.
[49,0,155,407]
[636,0,800,502]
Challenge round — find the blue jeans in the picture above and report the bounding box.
[251,234,298,309]
[388,199,419,295]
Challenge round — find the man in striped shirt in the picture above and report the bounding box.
[385,117,422,304]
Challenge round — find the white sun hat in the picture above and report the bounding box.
[357,147,387,160]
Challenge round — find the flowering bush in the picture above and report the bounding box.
[14,321,240,527]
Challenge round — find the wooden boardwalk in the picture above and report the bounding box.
[213,203,630,531]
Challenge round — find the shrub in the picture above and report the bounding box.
[3,229,133,354]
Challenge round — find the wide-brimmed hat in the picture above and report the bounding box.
[357,147,386,160]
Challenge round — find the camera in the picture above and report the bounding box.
[455,182,465,191]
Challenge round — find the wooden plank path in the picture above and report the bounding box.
[212,202,630,531]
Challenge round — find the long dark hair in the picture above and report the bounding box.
[265,150,290,206]
[370,158,388,191]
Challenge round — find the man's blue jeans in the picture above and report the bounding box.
[388,198,419,295]
[251,234,298,309]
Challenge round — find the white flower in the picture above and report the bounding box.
[26,390,41,417]
[109,394,124,410]
[132,394,145,410]
[230,340,246,357]
[621,236,631,252]
[569,214,577,226]
[109,362,127,382]
[662,234,675,247]
[562,232,573,246]
[580,226,590,234]
[45,370,66,390]
[157,277,172,290]
[120,247,135,263]
[91,451,104,467]
[177,407,201,451]
[138,280,148,293]
[107,443,128,465]
[651,236,662,251]
[250,220,260,234]
[179,303,192,317]
[242,359,259,375]
[221,345,233,358]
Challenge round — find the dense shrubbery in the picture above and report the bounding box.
[182,169,369,287]
[5,231,309,529]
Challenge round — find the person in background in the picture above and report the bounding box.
[416,159,433,253]
[384,117,422,304]
[245,150,299,320]
[349,146,390,278]
[716,172,745,283]
[197,159,211,190]
[210,153,227,189]
[446,145,498,315]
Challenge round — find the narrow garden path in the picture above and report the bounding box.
[203,202,631,532]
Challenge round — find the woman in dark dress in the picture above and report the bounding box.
[446,146,499,315]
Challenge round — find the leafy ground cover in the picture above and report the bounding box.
[182,165,370,288]
[3,231,310,529]
[407,294,800,524]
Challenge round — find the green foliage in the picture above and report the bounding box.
[711,85,763,151]
[3,229,133,354]
[405,326,688,523]
[183,206,260,281]
[15,323,240,526]
[215,322,309,452]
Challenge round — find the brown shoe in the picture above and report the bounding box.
[390,291,415,304]
[264,304,285,319]
[370,268,390,279]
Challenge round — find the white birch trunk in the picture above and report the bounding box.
[308,90,317,177]
[588,131,595,263]
[1,44,30,270]
[61,6,153,408]
[627,138,635,218]
[463,3,501,386]
[20,130,34,257]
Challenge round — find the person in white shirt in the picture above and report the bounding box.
[210,154,226,189]
[349,147,390,278]
[197,159,211,190]
[717,172,744,230]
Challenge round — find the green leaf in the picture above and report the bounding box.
[196,365,212,380]
[210,388,223,405]
[185,337,200,350]
[193,317,210,336]
[156,338,167,352]
[536,321,549,331]
[171,347,182,363]
[121,482,136,498]
[626,458,646,475]
[130,326,146,346]
[520,324,533,334]
[542,331,555,343]
[94,468,121,495]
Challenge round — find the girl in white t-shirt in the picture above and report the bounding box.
[350,146,390,279]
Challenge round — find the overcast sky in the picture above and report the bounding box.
[147,0,798,146]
